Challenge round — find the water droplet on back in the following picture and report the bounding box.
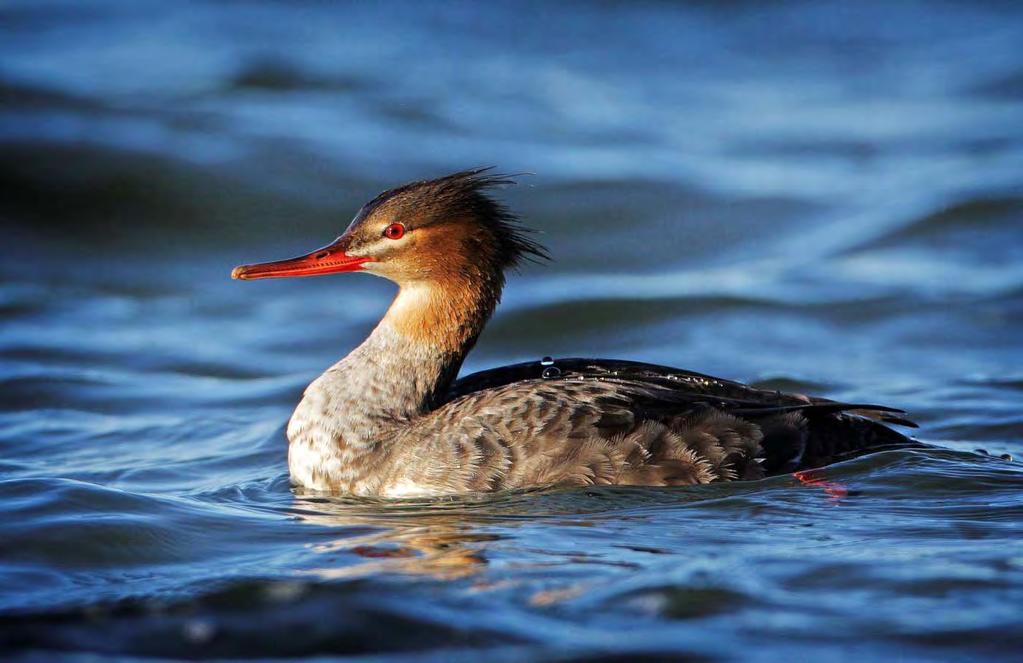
[542,366,561,379]
[540,356,554,366]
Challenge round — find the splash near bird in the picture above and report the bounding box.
[233,169,918,497]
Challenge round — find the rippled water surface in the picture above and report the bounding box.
[2,1,1022,660]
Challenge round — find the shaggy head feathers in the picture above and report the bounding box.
[354,167,549,271]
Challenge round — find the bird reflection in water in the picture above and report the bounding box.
[284,489,618,605]
[287,493,504,581]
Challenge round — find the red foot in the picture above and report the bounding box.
[793,469,848,502]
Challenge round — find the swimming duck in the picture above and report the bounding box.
[232,169,917,497]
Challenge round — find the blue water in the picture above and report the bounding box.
[1,1,1022,660]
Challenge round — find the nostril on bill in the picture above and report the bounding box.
[314,251,329,260]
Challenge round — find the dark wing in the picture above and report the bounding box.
[447,357,915,419]
[445,358,920,475]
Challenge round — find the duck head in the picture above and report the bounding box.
[231,168,548,287]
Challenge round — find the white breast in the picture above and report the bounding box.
[381,478,444,499]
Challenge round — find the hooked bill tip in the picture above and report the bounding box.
[231,266,248,280]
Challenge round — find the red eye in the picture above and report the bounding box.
[383,223,405,240]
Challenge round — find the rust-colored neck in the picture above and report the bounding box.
[382,274,502,360]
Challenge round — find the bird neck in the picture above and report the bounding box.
[382,273,503,360]
[300,272,503,445]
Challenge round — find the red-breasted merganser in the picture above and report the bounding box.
[232,169,917,497]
